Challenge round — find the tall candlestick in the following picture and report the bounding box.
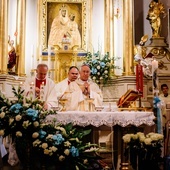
[29,82,35,100]
[48,45,51,56]
[39,45,42,56]
[31,45,34,69]
[48,45,51,69]
[136,63,143,95]
[39,45,42,64]
[152,59,159,95]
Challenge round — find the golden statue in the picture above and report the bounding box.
[146,0,166,38]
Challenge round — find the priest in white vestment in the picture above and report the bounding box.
[55,66,79,99]
[24,64,58,110]
[65,64,103,111]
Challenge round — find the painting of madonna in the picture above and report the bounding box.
[48,3,82,48]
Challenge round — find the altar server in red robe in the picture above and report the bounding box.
[24,64,58,110]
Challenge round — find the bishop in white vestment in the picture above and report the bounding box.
[65,64,103,111]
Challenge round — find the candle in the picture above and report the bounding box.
[39,45,42,56]
[39,45,42,64]
[152,59,158,71]
[152,59,159,94]
[29,82,35,99]
[31,45,34,69]
[40,82,45,101]
[48,45,51,56]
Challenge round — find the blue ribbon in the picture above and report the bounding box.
[153,96,162,134]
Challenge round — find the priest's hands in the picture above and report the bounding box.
[82,82,90,96]
[35,87,40,98]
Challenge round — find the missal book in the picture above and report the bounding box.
[117,89,140,108]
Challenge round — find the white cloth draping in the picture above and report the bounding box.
[45,111,155,127]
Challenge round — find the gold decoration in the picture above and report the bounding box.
[158,60,168,70]
[138,35,148,46]
[146,0,166,38]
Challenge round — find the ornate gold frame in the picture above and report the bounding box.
[39,0,87,51]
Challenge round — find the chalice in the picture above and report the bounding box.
[59,98,68,111]
[85,98,94,112]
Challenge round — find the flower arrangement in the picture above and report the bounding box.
[122,132,163,170]
[0,86,107,170]
[84,51,120,84]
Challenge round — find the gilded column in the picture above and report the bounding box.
[16,0,26,76]
[105,0,113,56]
[0,0,8,74]
[123,0,134,76]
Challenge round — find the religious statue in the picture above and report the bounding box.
[146,0,166,38]
[134,35,153,78]
[48,4,81,48]
[7,36,17,73]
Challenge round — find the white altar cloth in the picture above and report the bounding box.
[45,111,155,127]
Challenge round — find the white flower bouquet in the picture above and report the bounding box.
[85,51,120,84]
[122,132,163,170]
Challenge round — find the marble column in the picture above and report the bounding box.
[123,0,134,76]
[16,0,26,76]
[0,0,8,74]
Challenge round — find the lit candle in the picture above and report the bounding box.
[152,59,158,71]
[40,82,45,101]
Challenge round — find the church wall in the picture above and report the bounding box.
[25,0,38,76]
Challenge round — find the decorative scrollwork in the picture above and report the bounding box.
[158,60,168,70]
[150,47,167,57]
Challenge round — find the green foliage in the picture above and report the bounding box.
[0,86,105,170]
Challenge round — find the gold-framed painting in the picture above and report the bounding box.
[40,0,87,51]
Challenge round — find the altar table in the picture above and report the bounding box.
[46,111,155,170]
[46,110,155,127]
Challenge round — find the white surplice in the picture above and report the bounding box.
[24,76,58,109]
[65,78,103,111]
[55,78,69,99]
[159,93,170,126]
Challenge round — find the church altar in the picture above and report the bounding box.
[46,111,155,170]
[45,111,155,127]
